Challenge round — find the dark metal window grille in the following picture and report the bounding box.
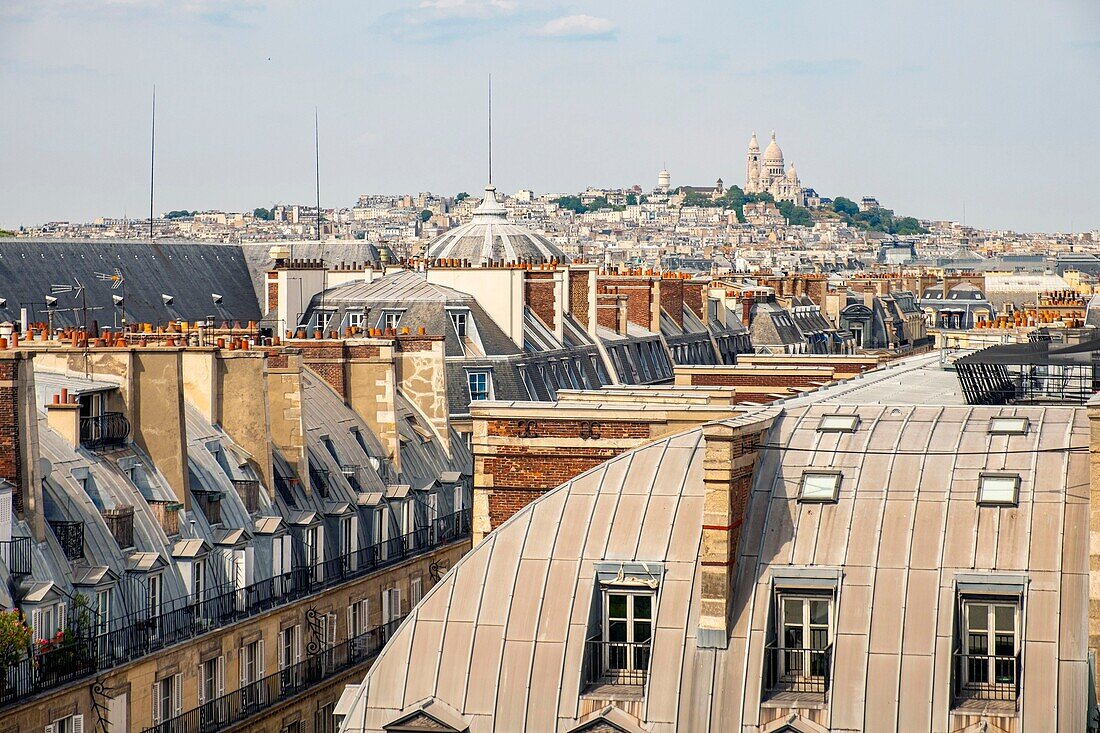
[79,412,130,449]
[48,520,84,561]
[102,506,135,549]
[232,480,261,513]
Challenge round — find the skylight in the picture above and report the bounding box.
[799,472,841,503]
[818,414,859,433]
[988,417,1029,435]
[978,474,1020,506]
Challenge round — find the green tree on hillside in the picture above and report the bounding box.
[419,209,433,223]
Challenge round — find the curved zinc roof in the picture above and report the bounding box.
[426,186,565,266]
[340,390,1089,731]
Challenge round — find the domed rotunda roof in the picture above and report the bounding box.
[763,131,784,163]
[426,185,565,265]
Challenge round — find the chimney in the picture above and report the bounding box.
[0,352,45,540]
[266,352,310,496]
[741,292,756,327]
[345,339,401,472]
[394,334,451,457]
[697,410,777,648]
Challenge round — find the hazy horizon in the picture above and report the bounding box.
[2,0,1098,234]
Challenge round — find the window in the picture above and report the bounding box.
[467,371,490,401]
[151,674,182,726]
[382,587,402,625]
[594,589,653,684]
[347,598,369,638]
[448,310,468,341]
[31,601,64,641]
[192,558,206,604]
[957,598,1019,703]
[198,655,225,726]
[380,311,402,331]
[988,417,1029,435]
[340,516,356,559]
[95,589,110,635]
[799,472,841,503]
[779,594,831,673]
[239,639,265,708]
[45,715,84,733]
[305,525,323,582]
[282,723,301,733]
[148,573,162,617]
[818,414,859,433]
[410,577,423,607]
[315,702,336,733]
[346,311,364,330]
[279,624,301,690]
[978,474,1019,506]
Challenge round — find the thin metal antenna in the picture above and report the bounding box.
[315,107,321,241]
[487,73,492,186]
[149,85,156,240]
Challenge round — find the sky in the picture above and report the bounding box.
[1,0,1098,233]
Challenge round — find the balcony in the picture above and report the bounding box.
[952,651,1019,714]
[762,642,832,705]
[0,536,31,575]
[232,479,261,513]
[102,506,135,549]
[141,617,404,733]
[0,507,471,710]
[47,520,84,561]
[582,638,650,697]
[192,490,223,526]
[148,501,181,536]
[79,412,130,449]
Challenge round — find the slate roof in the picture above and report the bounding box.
[0,240,260,327]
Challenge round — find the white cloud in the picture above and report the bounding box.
[416,0,516,19]
[537,14,616,39]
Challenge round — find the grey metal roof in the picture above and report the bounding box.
[342,359,1090,731]
[426,186,565,266]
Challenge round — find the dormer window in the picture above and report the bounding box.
[799,471,841,503]
[817,414,859,433]
[449,309,468,341]
[380,310,403,331]
[988,417,1029,435]
[467,371,491,401]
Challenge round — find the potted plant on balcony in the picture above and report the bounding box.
[0,609,32,697]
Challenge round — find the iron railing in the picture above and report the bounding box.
[0,536,32,575]
[192,491,222,526]
[141,617,405,733]
[583,637,651,688]
[762,642,832,700]
[952,651,1020,707]
[149,501,181,536]
[47,520,84,561]
[102,506,135,549]
[232,480,261,513]
[0,508,470,709]
[79,412,130,449]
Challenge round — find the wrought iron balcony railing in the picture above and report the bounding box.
[952,651,1020,708]
[47,520,84,561]
[192,490,222,526]
[101,506,135,549]
[0,508,471,709]
[0,536,32,575]
[231,479,261,513]
[762,641,832,701]
[583,637,651,689]
[79,412,130,449]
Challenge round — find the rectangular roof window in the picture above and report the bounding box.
[799,472,841,503]
[988,417,1029,435]
[978,474,1020,506]
[818,414,859,433]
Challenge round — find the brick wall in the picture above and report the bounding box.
[659,278,685,329]
[686,372,832,388]
[683,281,706,320]
[0,359,22,513]
[601,281,654,331]
[486,419,650,439]
[569,271,591,325]
[596,298,620,333]
[524,275,557,331]
[266,278,278,313]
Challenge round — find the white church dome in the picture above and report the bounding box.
[426,185,565,265]
[764,131,784,163]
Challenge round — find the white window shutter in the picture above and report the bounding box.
[72,715,84,733]
[381,590,390,624]
[172,673,182,716]
[31,609,42,640]
[198,663,206,705]
[394,588,402,617]
[152,683,161,725]
[257,639,265,677]
[57,602,66,632]
[328,614,336,646]
[346,607,353,638]
[238,648,246,688]
[216,655,225,697]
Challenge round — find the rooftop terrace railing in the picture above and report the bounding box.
[47,520,84,561]
[0,536,32,575]
[0,508,470,709]
[231,479,261,513]
[140,617,404,733]
[80,412,130,449]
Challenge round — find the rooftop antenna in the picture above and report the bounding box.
[487,72,492,186]
[149,85,156,240]
[315,106,321,242]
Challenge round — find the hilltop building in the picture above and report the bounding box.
[745,131,805,206]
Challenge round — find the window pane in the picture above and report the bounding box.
[783,598,803,624]
[800,473,839,500]
[810,600,829,626]
[783,626,804,649]
[994,604,1015,632]
[608,594,627,620]
[994,632,1015,657]
[633,620,652,644]
[979,476,1017,504]
[967,603,988,631]
[607,620,627,642]
[967,633,988,656]
[633,595,652,620]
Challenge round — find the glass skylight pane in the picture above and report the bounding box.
[818,414,859,432]
[988,417,1029,435]
[800,473,840,501]
[978,475,1018,505]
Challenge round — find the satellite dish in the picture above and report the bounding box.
[112,295,124,306]
[161,294,174,306]
[38,457,53,478]
[211,293,223,304]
